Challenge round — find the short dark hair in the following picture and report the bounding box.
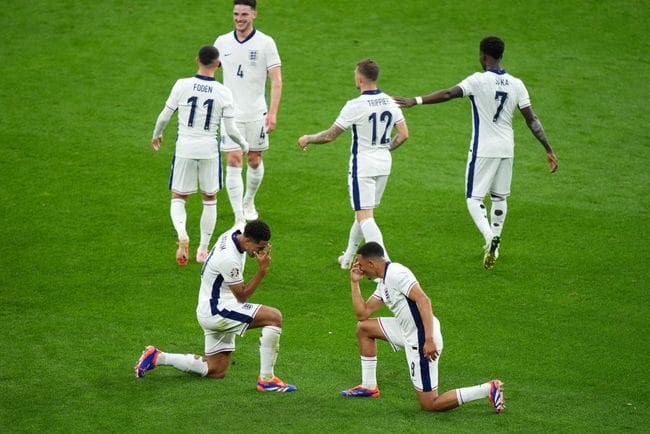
[244,220,271,243]
[356,59,380,82]
[480,36,505,59]
[234,0,256,9]
[198,45,219,66]
[357,242,385,259]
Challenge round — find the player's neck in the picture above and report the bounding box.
[236,26,254,41]
[485,61,501,71]
[359,83,377,93]
[197,67,215,78]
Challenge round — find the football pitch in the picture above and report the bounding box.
[1,0,648,432]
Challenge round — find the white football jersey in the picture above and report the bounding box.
[371,262,437,348]
[335,89,405,177]
[196,229,246,317]
[164,75,235,159]
[458,69,530,158]
[214,29,281,122]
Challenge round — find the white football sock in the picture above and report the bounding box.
[259,325,282,380]
[343,220,364,259]
[226,166,244,215]
[466,198,494,244]
[244,161,264,203]
[170,198,189,241]
[359,218,389,260]
[455,382,490,405]
[490,198,507,237]
[361,356,378,389]
[157,352,208,377]
[199,199,217,252]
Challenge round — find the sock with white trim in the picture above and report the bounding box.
[170,198,189,241]
[466,198,494,244]
[361,356,378,389]
[455,382,490,405]
[157,352,208,376]
[244,161,264,203]
[259,326,282,380]
[226,166,244,217]
[199,199,217,252]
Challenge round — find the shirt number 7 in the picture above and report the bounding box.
[493,91,508,122]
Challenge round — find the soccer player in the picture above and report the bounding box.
[394,36,558,269]
[298,59,409,269]
[151,45,249,265]
[214,0,282,229]
[341,241,504,414]
[135,220,296,393]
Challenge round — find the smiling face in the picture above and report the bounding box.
[233,4,256,35]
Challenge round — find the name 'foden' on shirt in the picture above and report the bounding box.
[367,97,390,107]
[193,83,213,93]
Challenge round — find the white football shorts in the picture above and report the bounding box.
[197,302,262,356]
[169,156,221,195]
[378,316,444,392]
[220,118,269,152]
[465,156,513,200]
[348,175,388,211]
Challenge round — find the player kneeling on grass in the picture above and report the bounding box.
[135,220,296,392]
[341,241,503,413]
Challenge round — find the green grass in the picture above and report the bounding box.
[1,0,648,432]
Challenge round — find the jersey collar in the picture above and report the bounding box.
[231,230,245,254]
[195,74,215,81]
[487,69,507,75]
[362,89,382,95]
[382,261,391,283]
[233,28,256,44]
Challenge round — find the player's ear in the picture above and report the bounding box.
[216,59,221,69]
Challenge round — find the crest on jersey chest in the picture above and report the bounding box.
[248,50,258,65]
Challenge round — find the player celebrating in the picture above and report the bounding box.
[298,59,409,268]
[341,241,504,414]
[151,45,249,265]
[135,220,296,393]
[394,36,558,269]
[214,0,282,229]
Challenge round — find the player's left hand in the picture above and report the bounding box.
[423,339,439,361]
[393,96,416,108]
[297,136,309,151]
[350,258,364,283]
[547,152,559,173]
[265,113,277,134]
[254,243,272,270]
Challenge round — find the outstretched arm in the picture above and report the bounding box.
[519,106,558,172]
[297,123,345,151]
[394,85,464,108]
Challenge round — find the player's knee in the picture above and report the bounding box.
[355,320,372,338]
[227,153,243,167]
[267,307,283,327]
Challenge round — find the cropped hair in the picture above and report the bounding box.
[356,59,380,82]
[480,36,505,59]
[244,220,271,243]
[357,242,385,259]
[234,0,256,9]
[198,45,220,66]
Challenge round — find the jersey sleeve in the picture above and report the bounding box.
[164,79,183,111]
[265,37,281,70]
[393,104,405,125]
[334,100,357,130]
[222,87,235,119]
[371,286,383,300]
[219,257,244,285]
[516,79,531,109]
[458,72,481,97]
[391,266,418,297]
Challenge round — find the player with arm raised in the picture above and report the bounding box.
[341,242,504,414]
[135,220,296,393]
[394,36,558,269]
[298,59,409,269]
[214,0,282,229]
[151,45,249,265]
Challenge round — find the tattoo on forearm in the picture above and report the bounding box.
[530,118,547,143]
